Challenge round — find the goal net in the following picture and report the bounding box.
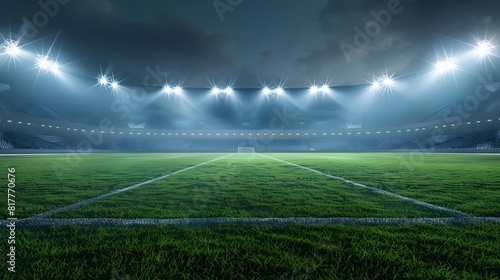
[238,147,255,153]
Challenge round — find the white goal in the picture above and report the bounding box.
[238,147,255,153]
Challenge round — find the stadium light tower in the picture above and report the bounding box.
[475,40,494,58]
[435,57,457,73]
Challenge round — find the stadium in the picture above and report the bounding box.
[1,1,500,279]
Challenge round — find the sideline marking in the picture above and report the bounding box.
[27,154,233,219]
[259,154,472,218]
[2,217,498,228]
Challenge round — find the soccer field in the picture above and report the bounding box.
[1,152,500,279]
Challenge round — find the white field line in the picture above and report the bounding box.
[27,154,234,219]
[2,217,499,228]
[259,154,473,218]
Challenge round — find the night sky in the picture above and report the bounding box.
[2,0,499,88]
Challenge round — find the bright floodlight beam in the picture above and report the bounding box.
[321,84,329,92]
[310,85,319,94]
[37,56,51,70]
[275,87,283,94]
[173,86,182,95]
[98,75,109,86]
[163,85,172,94]
[2,40,21,57]
[475,41,494,57]
[49,61,59,74]
[263,87,271,94]
[110,81,119,89]
[371,81,381,89]
[381,76,394,86]
[224,86,233,94]
[435,57,457,73]
[211,87,221,94]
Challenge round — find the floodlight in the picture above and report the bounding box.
[263,87,271,94]
[321,85,329,92]
[173,86,182,94]
[163,85,172,94]
[98,75,109,86]
[224,87,233,94]
[110,81,119,89]
[49,62,60,74]
[371,81,381,89]
[435,58,457,73]
[310,85,319,93]
[211,87,221,94]
[2,40,20,57]
[381,76,394,86]
[275,87,283,94]
[37,56,51,70]
[475,41,494,57]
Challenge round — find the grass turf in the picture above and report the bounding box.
[54,153,445,219]
[0,153,227,219]
[267,153,500,217]
[1,223,499,279]
[1,152,499,279]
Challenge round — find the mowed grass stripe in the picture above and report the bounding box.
[0,153,225,218]
[55,153,446,219]
[268,153,500,217]
[25,154,233,219]
[260,154,472,218]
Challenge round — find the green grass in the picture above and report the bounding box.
[55,154,444,219]
[0,153,226,218]
[1,223,499,279]
[1,152,499,279]
[268,153,500,217]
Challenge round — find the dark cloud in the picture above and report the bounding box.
[1,0,500,88]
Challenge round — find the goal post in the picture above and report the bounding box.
[238,147,255,153]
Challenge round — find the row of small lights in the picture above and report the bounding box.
[1,39,495,94]
[2,117,498,137]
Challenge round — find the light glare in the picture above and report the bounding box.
[382,76,394,86]
[475,41,494,57]
[173,86,182,94]
[98,76,109,85]
[2,40,20,57]
[435,58,457,73]
[37,56,51,70]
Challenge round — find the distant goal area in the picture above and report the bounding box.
[238,147,255,153]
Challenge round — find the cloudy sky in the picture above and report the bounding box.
[1,0,500,88]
